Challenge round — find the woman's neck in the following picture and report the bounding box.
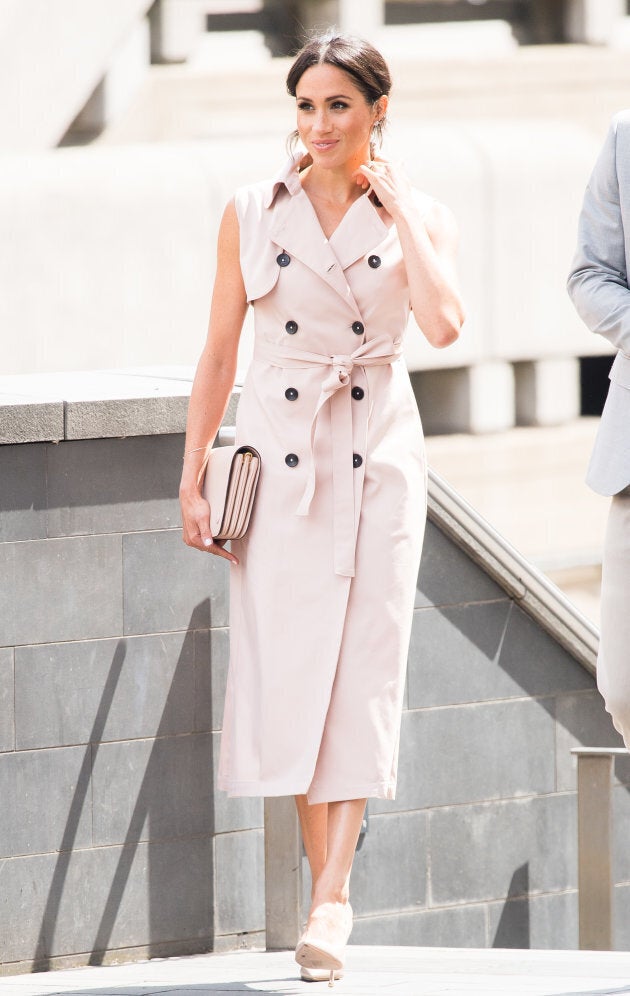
[300,149,370,205]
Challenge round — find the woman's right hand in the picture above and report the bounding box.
[180,486,239,565]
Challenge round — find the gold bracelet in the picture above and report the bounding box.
[182,445,207,461]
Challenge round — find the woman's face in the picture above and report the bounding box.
[295,64,385,171]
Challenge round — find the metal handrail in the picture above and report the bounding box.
[428,467,599,675]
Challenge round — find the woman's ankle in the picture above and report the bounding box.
[310,886,349,910]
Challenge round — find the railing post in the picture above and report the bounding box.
[571,747,628,950]
[564,0,625,44]
[339,0,385,33]
[264,796,303,950]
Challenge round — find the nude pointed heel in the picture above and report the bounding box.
[294,901,353,987]
[295,936,344,986]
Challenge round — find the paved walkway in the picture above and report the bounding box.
[4,947,630,996]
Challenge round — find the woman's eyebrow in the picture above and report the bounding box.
[296,93,354,102]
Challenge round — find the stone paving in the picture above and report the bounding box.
[3,948,630,996]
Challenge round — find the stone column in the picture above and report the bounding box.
[411,362,516,435]
[149,0,207,63]
[514,358,580,427]
[338,0,385,33]
[296,0,385,35]
[564,0,626,43]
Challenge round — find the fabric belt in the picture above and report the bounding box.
[254,335,403,577]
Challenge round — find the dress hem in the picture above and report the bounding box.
[218,777,396,803]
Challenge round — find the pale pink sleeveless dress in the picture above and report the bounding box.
[217,154,427,804]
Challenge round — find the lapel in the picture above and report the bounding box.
[269,187,363,318]
[265,153,388,319]
[329,194,391,270]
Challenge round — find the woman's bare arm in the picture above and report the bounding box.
[357,160,465,348]
[179,199,248,561]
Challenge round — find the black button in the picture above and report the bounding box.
[353,453,363,468]
[285,453,299,467]
[285,387,298,401]
[368,255,381,269]
[285,320,298,335]
[352,321,364,335]
[277,252,291,267]
[351,386,364,400]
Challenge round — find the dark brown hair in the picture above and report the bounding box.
[286,32,391,151]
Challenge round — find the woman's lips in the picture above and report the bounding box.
[312,141,339,151]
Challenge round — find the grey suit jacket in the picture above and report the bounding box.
[568,110,630,496]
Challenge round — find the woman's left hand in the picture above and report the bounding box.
[353,158,415,219]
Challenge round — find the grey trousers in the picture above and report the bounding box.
[598,486,630,747]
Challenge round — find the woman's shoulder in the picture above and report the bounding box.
[410,186,435,218]
[409,187,457,233]
[233,177,274,214]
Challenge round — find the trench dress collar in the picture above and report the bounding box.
[263,153,390,314]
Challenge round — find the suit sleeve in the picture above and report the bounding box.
[567,115,630,353]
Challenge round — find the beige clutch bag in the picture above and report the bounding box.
[200,444,261,541]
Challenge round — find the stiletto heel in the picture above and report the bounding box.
[294,901,353,985]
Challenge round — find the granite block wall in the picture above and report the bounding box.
[343,524,628,951]
[0,432,626,973]
[0,433,263,974]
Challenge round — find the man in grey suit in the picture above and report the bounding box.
[568,110,630,746]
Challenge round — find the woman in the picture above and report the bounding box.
[180,32,463,985]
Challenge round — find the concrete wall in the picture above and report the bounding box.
[0,380,628,973]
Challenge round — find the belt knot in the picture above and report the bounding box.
[252,333,404,577]
[325,355,354,391]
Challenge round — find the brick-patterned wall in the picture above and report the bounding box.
[0,431,627,974]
